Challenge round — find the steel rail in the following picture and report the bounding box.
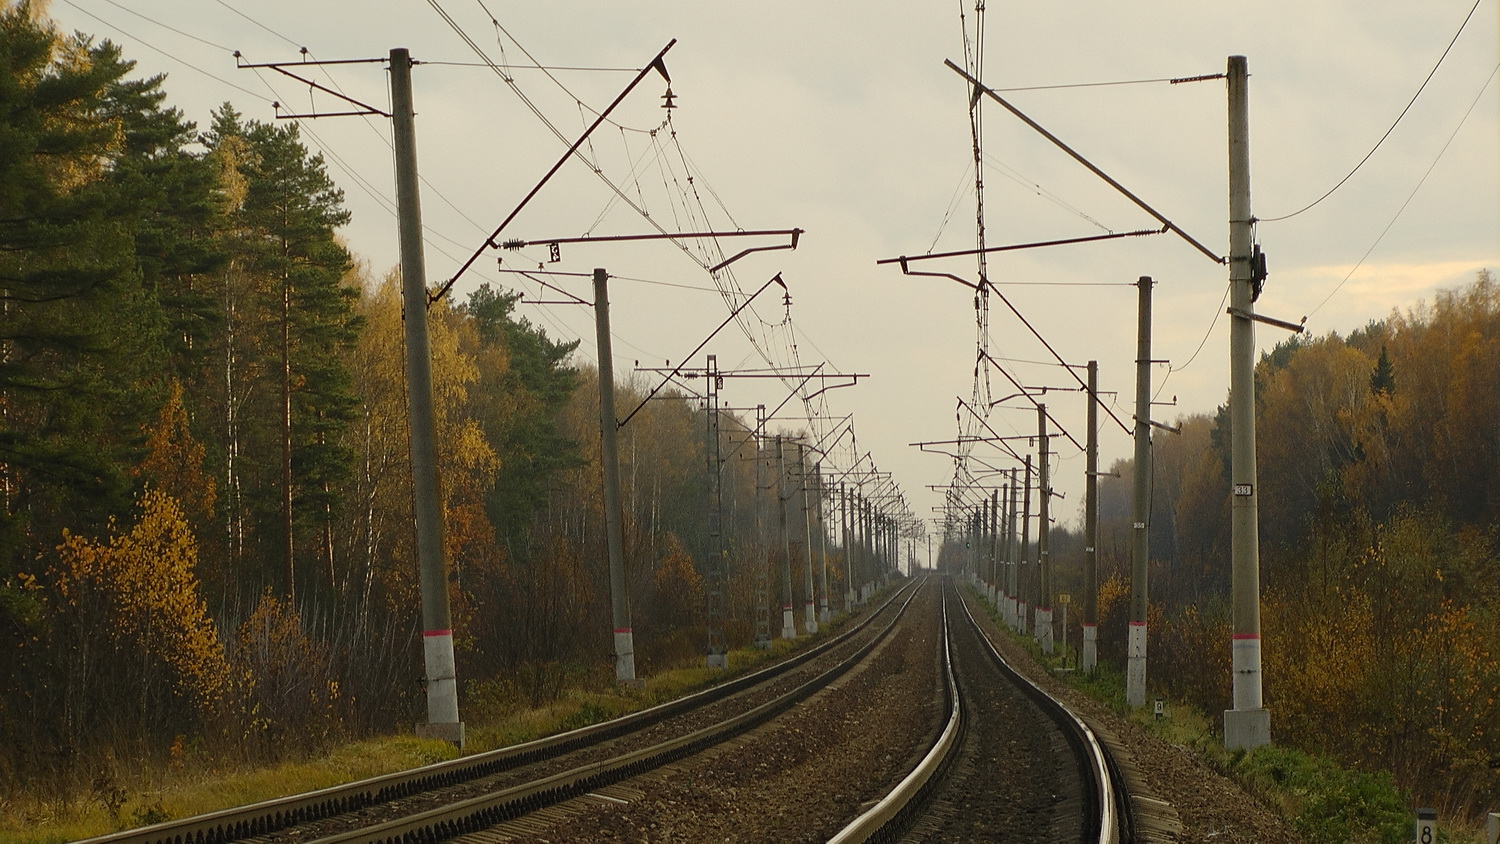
[76,581,919,844]
[826,583,960,844]
[825,579,1128,844]
[303,578,928,844]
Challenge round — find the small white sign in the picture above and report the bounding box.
[1233,483,1253,496]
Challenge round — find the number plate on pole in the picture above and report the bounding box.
[1233,483,1253,497]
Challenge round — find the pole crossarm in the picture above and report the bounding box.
[618,273,786,428]
[237,54,391,119]
[880,256,1130,439]
[875,227,1164,266]
[437,40,677,303]
[1226,306,1306,333]
[911,435,1031,447]
[501,228,802,271]
[957,396,1027,462]
[945,59,1225,266]
[977,351,1085,451]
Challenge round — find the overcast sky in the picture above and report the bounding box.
[45,0,1500,561]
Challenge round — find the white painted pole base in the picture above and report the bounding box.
[1005,597,1017,629]
[1017,601,1029,635]
[1126,621,1147,708]
[804,601,818,635]
[1232,634,1264,710]
[418,630,464,747]
[422,630,460,722]
[1036,608,1054,654]
[614,629,638,684]
[1484,811,1497,844]
[1224,633,1270,748]
[1224,707,1271,749]
[781,606,797,639]
[819,598,830,624]
[1082,623,1097,674]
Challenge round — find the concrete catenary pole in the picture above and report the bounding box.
[988,489,1000,606]
[703,354,727,669]
[860,496,872,604]
[816,463,831,624]
[777,438,797,639]
[391,48,462,746]
[593,268,636,684]
[1006,468,1019,628]
[754,406,771,648]
[1225,54,1271,749]
[1018,455,1032,634]
[1083,359,1100,674]
[797,443,818,634]
[1036,404,1053,654]
[1127,276,1153,708]
[841,484,853,612]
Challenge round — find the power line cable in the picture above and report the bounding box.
[95,0,233,52]
[1261,0,1485,222]
[211,0,301,49]
[55,0,272,103]
[1307,60,1499,318]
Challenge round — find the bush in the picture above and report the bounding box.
[1230,746,1412,844]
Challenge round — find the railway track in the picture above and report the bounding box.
[77,579,920,844]
[828,578,1131,844]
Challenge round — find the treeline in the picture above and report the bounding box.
[1083,270,1500,817]
[0,5,865,794]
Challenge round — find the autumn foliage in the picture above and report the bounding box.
[1085,271,1500,818]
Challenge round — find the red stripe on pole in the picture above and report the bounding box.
[1232,633,1260,640]
[1128,621,1146,628]
[613,628,632,634]
[1082,623,1098,629]
[423,629,452,638]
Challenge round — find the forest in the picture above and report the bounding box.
[0,4,876,795]
[1060,269,1500,818]
[3,0,1496,827]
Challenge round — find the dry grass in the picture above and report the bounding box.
[0,607,861,844]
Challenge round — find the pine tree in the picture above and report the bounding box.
[465,283,580,539]
[1370,344,1395,396]
[202,108,359,602]
[0,8,164,560]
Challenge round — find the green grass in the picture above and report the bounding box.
[1225,745,1414,844]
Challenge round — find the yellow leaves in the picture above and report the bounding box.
[138,380,218,519]
[51,488,231,712]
